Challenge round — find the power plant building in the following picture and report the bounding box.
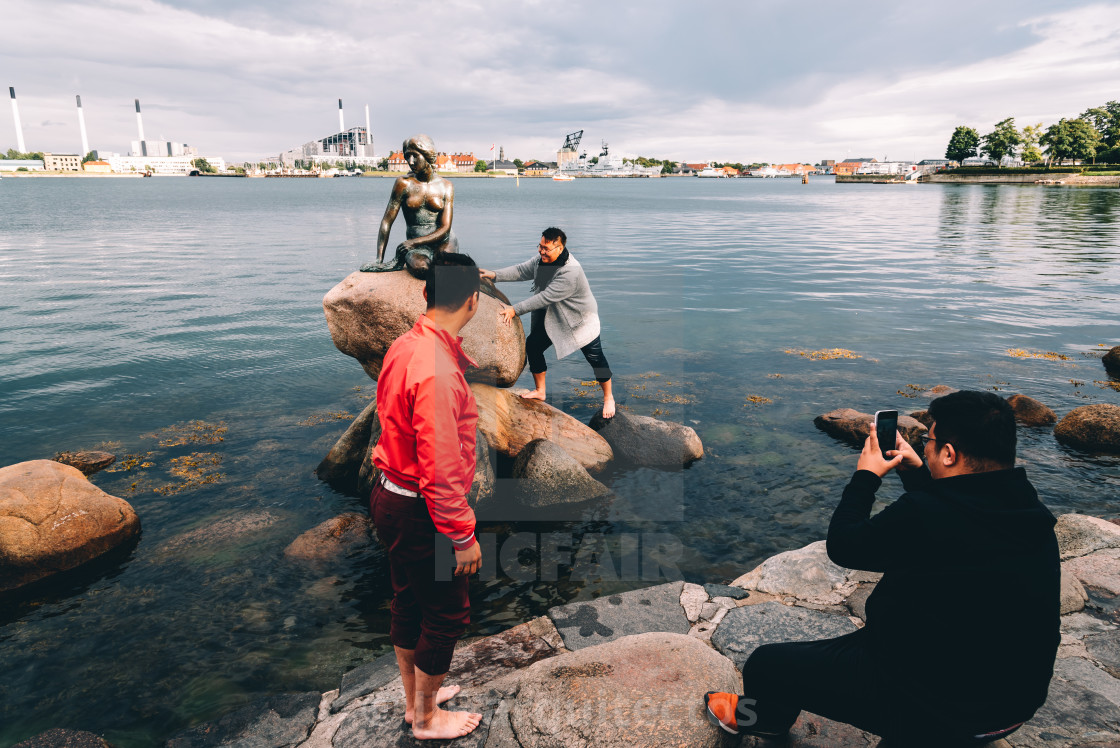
[279,126,377,167]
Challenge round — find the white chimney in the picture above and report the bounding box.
[76,95,90,157]
[10,87,26,153]
[365,104,371,154]
[338,98,344,133]
[135,99,145,152]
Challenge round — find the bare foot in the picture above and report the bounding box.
[405,685,460,725]
[520,389,546,401]
[412,706,482,740]
[602,396,616,419]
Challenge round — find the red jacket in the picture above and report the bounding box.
[372,315,479,550]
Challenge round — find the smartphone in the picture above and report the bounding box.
[874,410,899,458]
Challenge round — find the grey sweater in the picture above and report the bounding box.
[493,254,601,359]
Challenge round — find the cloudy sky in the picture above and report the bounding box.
[3,0,1118,163]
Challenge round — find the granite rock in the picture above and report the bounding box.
[588,409,703,468]
[511,439,610,508]
[729,540,875,606]
[1060,567,1088,615]
[1055,514,1120,561]
[1054,403,1120,454]
[283,512,374,563]
[471,382,612,472]
[1104,345,1120,376]
[711,602,858,668]
[315,399,380,492]
[12,729,112,748]
[1005,394,1057,427]
[1064,548,1120,596]
[813,408,927,450]
[505,632,740,748]
[0,459,141,592]
[548,582,689,651]
[52,451,116,476]
[323,270,525,387]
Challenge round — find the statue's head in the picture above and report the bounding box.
[403,134,437,170]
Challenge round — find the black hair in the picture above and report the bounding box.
[542,226,567,247]
[927,390,1016,468]
[425,251,480,311]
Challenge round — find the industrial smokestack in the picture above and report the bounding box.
[365,104,371,151]
[135,99,146,156]
[76,95,90,157]
[338,98,344,133]
[10,87,26,153]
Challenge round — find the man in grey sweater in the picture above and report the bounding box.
[480,227,615,418]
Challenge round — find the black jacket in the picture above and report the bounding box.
[828,466,1060,731]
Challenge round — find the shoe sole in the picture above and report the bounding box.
[704,692,739,735]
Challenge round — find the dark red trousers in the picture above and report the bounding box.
[370,480,471,676]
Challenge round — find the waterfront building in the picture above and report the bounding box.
[43,153,82,171]
[487,159,519,175]
[857,161,915,175]
[82,160,112,173]
[279,127,377,168]
[387,151,408,172]
[524,161,557,175]
[833,158,876,176]
[820,159,836,172]
[106,155,226,175]
[0,159,44,171]
[450,153,476,172]
[556,130,583,171]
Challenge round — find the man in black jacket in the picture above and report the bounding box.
[705,391,1060,746]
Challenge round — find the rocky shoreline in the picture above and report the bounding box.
[22,512,1111,748]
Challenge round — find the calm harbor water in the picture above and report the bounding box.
[1,176,1119,746]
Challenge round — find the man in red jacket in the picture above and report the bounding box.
[371,252,483,741]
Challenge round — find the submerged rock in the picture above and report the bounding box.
[52,450,115,476]
[165,691,321,748]
[589,409,703,468]
[322,270,525,387]
[813,408,927,449]
[471,382,613,472]
[504,632,739,748]
[1054,403,1120,454]
[0,460,141,592]
[512,439,610,508]
[12,730,111,748]
[1103,345,1120,375]
[1005,394,1057,427]
[283,513,375,563]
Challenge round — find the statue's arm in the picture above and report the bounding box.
[376,178,408,262]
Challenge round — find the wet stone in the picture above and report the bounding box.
[547,582,688,651]
[12,729,111,748]
[711,602,858,669]
[703,583,750,600]
[331,651,400,714]
[330,691,502,748]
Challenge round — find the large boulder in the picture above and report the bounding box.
[512,439,610,508]
[1055,514,1120,561]
[589,409,703,468]
[315,399,380,493]
[813,408,927,449]
[283,512,375,563]
[1103,345,1120,375]
[323,270,526,387]
[471,382,613,472]
[712,602,859,668]
[503,632,739,748]
[1054,404,1120,454]
[355,426,496,511]
[0,460,141,592]
[1005,394,1057,427]
[729,540,878,606]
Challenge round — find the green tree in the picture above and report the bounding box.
[377,157,389,170]
[513,158,524,169]
[945,125,980,163]
[980,118,1021,166]
[1068,118,1102,163]
[1020,123,1044,163]
[590,156,599,164]
[81,151,96,164]
[474,159,488,172]
[191,157,216,173]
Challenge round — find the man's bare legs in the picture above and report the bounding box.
[411,667,481,740]
[600,378,615,419]
[521,371,547,401]
[395,646,469,731]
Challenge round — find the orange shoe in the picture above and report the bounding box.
[704,691,739,735]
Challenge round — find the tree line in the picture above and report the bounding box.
[946,101,1120,166]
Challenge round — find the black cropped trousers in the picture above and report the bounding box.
[526,309,612,382]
